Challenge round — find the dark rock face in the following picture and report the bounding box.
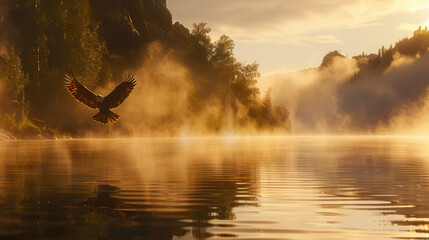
[90,0,192,74]
[320,50,346,69]
[90,0,178,62]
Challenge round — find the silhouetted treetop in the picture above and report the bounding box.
[350,25,429,82]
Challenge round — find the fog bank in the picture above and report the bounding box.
[262,51,429,134]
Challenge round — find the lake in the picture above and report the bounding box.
[1,136,429,239]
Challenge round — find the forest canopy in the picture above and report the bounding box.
[0,0,290,138]
[266,24,429,134]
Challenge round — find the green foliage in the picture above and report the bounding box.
[185,23,290,132]
[0,2,290,137]
[212,35,235,66]
[79,25,108,88]
[6,0,108,109]
[231,62,260,105]
[1,0,110,137]
[0,47,29,105]
[0,113,16,132]
[17,117,42,138]
[191,23,213,58]
[0,112,42,139]
[0,47,43,138]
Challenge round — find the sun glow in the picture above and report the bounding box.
[423,18,429,27]
[409,0,429,12]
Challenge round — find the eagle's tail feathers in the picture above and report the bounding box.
[93,109,120,124]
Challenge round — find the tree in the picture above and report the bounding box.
[186,23,289,133]
[211,35,234,66]
[231,62,260,106]
[191,22,213,58]
[0,47,29,115]
[5,0,109,122]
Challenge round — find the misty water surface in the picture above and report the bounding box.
[1,136,429,239]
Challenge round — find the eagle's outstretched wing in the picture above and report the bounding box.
[104,75,136,109]
[64,70,98,109]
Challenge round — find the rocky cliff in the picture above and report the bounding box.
[90,0,191,69]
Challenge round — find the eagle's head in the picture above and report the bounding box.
[96,94,104,103]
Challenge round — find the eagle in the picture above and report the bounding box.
[64,70,136,124]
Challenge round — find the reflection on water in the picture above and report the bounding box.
[1,137,429,239]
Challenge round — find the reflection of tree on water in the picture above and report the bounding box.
[76,179,258,239]
[79,185,135,218]
[76,184,184,239]
[69,141,261,239]
[0,140,261,239]
[188,178,258,239]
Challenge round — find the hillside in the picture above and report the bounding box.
[268,26,429,133]
[0,0,290,138]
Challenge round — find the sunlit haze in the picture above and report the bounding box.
[5,1,429,239]
[169,0,429,75]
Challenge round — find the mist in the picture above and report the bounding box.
[96,42,288,137]
[108,43,192,137]
[2,0,429,138]
[263,50,429,134]
[0,1,290,139]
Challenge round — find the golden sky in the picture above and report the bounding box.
[169,0,429,75]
